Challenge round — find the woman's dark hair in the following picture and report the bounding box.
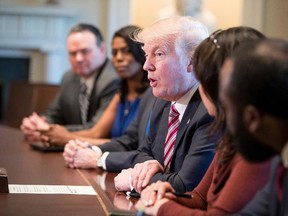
[193,26,266,162]
[112,25,149,102]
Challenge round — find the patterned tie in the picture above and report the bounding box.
[79,83,89,124]
[164,103,180,172]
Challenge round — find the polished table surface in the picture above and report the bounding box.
[0,125,137,216]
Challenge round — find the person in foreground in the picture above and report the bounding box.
[38,25,149,146]
[220,39,288,216]
[20,23,119,141]
[114,16,217,193]
[135,27,272,216]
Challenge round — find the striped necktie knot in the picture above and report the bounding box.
[169,104,179,118]
[80,83,88,95]
[79,83,89,124]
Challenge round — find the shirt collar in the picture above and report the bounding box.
[172,84,199,121]
[281,140,288,168]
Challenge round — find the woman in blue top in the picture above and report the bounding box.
[41,25,149,145]
[110,25,147,137]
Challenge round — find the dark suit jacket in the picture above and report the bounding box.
[99,88,167,172]
[133,90,217,192]
[44,59,120,131]
[232,156,288,216]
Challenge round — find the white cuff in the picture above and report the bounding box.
[97,152,109,170]
[91,145,103,155]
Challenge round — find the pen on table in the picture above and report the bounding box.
[154,190,193,199]
[172,191,193,199]
[126,189,193,199]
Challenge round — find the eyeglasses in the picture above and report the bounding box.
[111,46,131,57]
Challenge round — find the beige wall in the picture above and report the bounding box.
[130,0,173,27]
[2,0,287,39]
[264,0,288,39]
[1,0,287,83]
[204,0,243,29]
[131,0,243,31]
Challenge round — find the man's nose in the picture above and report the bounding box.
[75,52,84,61]
[143,58,155,72]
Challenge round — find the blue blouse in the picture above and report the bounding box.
[111,97,141,138]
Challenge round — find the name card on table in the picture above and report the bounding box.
[8,184,97,195]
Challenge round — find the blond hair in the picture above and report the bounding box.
[133,16,208,61]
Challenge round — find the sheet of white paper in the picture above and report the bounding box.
[8,184,97,195]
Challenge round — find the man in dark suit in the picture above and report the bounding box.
[219,39,288,216]
[63,17,217,193]
[62,88,163,172]
[20,23,119,141]
[114,16,217,193]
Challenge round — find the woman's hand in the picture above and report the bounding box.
[139,181,176,207]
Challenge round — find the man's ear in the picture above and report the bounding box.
[243,105,262,133]
[187,57,193,72]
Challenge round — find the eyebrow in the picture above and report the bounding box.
[111,45,129,49]
[143,44,171,55]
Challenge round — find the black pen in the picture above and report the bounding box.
[154,190,193,199]
[172,191,193,199]
[127,189,192,199]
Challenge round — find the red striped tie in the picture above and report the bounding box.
[164,104,180,172]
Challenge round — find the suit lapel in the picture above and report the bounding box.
[151,101,170,164]
[174,90,201,149]
[88,79,97,120]
[87,60,108,120]
[73,75,82,122]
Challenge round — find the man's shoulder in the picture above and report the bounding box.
[188,89,207,114]
[186,91,213,124]
[140,88,155,104]
[96,60,119,85]
[154,97,170,111]
[60,70,79,85]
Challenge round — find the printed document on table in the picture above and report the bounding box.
[8,184,97,195]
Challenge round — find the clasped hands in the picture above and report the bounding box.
[63,139,101,169]
[20,112,50,143]
[20,112,70,145]
[114,160,164,193]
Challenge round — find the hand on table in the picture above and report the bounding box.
[40,124,71,146]
[131,160,164,193]
[134,181,175,216]
[20,112,49,141]
[114,168,134,191]
[63,139,100,169]
[139,181,176,206]
[114,160,164,193]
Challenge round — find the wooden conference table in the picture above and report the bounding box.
[0,125,137,216]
